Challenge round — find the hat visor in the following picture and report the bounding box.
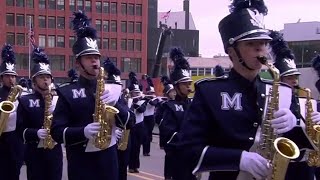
[238,33,272,42]
[32,71,52,78]
[77,49,101,58]
[282,71,301,77]
[0,71,18,76]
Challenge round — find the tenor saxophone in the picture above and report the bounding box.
[93,67,119,150]
[0,85,23,136]
[43,86,56,149]
[257,56,300,180]
[303,88,320,167]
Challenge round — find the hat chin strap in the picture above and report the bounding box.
[234,45,255,71]
[79,60,96,77]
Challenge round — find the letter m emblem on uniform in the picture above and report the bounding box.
[220,92,243,111]
[29,99,40,107]
[174,104,184,112]
[72,88,86,99]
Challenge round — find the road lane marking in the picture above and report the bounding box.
[128,173,155,180]
[139,171,163,179]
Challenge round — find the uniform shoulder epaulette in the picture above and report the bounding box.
[195,74,229,86]
[58,82,71,88]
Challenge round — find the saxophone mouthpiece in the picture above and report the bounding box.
[257,56,268,64]
[188,89,194,93]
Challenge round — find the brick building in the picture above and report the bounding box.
[1,0,148,82]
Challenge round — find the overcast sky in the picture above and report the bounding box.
[158,0,320,57]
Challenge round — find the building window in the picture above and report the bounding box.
[69,36,75,48]
[128,21,134,33]
[16,14,25,26]
[110,2,117,14]
[6,0,14,6]
[205,68,212,76]
[39,35,46,47]
[77,0,83,10]
[110,38,117,50]
[6,33,15,45]
[39,0,45,9]
[27,0,34,8]
[96,19,102,31]
[6,14,14,26]
[85,0,91,12]
[103,38,109,49]
[190,68,197,76]
[26,15,34,27]
[103,20,109,32]
[135,39,141,51]
[17,33,25,46]
[121,21,127,33]
[97,38,101,48]
[57,17,65,29]
[39,16,46,28]
[57,36,65,47]
[16,0,25,7]
[198,68,204,76]
[103,2,109,13]
[136,22,142,33]
[128,4,134,15]
[121,3,127,15]
[48,35,55,48]
[70,0,75,11]
[48,16,56,28]
[16,54,29,70]
[128,39,134,51]
[111,20,117,32]
[121,39,127,50]
[57,0,64,10]
[49,55,65,71]
[136,4,142,16]
[96,1,102,13]
[69,55,75,68]
[121,58,141,73]
[48,0,56,9]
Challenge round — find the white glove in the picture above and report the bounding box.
[312,112,320,124]
[239,151,271,179]
[84,122,101,140]
[271,108,296,134]
[37,129,48,140]
[100,84,122,106]
[115,128,123,140]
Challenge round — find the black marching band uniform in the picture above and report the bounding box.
[155,75,175,179]
[128,72,147,173]
[51,11,130,179]
[160,47,195,180]
[143,76,158,156]
[270,30,317,180]
[177,1,312,180]
[0,44,24,180]
[17,47,63,180]
[103,58,136,180]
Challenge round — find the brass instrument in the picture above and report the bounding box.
[117,128,130,151]
[0,85,23,136]
[303,88,320,167]
[257,56,300,180]
[93,67,119,150]
[43,86,56,149]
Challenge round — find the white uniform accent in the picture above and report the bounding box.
[85,124,117,152]
[192,146,209,174]
[144,103,155,116]
[135,100,145,124]
[4,100,19,132]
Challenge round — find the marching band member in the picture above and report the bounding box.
[142,75,158,156]
[178,1,311,179]
[17,47,62,180]
[128,72,147,173]
[270,30,318,180]
[67,68,79,83]
[160,47,195,180]
[155,75,176,179]
[103,58,136,180]
[0,44,24,180]
[214,65,225,77]
[19,78,31,95]
[51,11,129,180]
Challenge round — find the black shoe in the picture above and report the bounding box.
[129,169,139,173]
[134,169,139,173]
[143,153,150,156]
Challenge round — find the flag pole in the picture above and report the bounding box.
[28,16,31,79]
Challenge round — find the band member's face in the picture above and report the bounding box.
[281,75,299,88]
[34,74,52,91]
[167,89,176,99]
[1,74,16,87]
[177,81,192,96]
[77,54,100,76]
[231,39,269,71]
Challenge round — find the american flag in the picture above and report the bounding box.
[28,23,36,48]
[161,10,171,20]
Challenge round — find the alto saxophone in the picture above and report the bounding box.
[93,67,119,150]
[303,88,320,167]
[0,85,23,136]
[43,86,56,149]
[117,128,130,151]
[257,56,300,180]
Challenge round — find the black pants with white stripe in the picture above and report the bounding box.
[129,122,144,170]
[143,115,155,154]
